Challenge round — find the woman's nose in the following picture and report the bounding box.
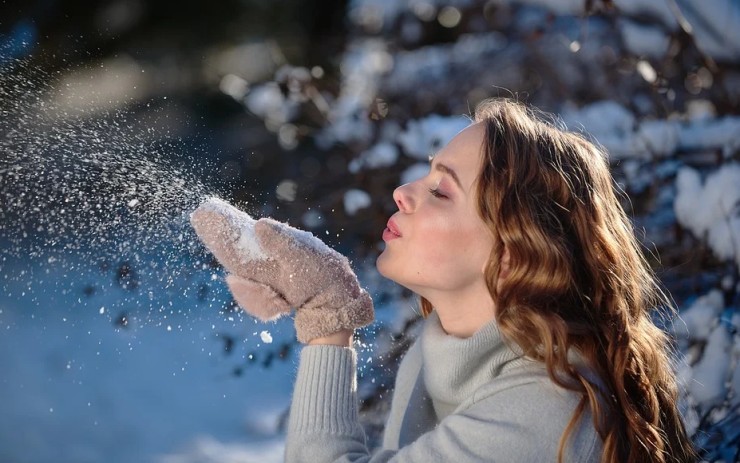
[393,184,414,212]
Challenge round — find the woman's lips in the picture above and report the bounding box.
[383,219,402,241]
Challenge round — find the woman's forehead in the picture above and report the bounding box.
[434,123,486,186]
[439,122,484,157]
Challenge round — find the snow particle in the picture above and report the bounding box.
[260,330,273,343]
[636,60,657,84]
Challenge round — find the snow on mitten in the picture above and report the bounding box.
[189,197,267,275]
[190,198,374,343]
[190,197,287,321]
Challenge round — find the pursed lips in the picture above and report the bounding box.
[383,219,401,241]
[386,218,402,237]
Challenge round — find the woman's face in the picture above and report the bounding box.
[376,122,494,297]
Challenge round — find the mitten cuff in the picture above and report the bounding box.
[295,291,374,344]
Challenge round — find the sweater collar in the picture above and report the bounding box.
[420,310,523,418]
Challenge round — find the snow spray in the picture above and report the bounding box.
[0,54,253,325]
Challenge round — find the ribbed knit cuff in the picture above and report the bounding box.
[289,345,359,435]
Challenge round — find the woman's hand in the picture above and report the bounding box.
[191,199,374,344]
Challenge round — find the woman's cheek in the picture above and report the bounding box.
[422,213,457,238]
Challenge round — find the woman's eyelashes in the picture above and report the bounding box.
[428,187,448,199]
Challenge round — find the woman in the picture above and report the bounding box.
[191,98,696,462]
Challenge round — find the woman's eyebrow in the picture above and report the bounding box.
[429,156,463,190]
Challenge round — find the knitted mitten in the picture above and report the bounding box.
[191,198,374,343]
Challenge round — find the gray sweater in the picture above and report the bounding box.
[285,311,603,462]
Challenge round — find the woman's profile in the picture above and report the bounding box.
[191,98,697,462]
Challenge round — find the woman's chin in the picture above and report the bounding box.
[375,255,405,286]
[375,254,391,278]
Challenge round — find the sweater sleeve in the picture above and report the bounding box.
[285,345,601,463]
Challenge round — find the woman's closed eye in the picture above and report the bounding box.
[428,187,448,199]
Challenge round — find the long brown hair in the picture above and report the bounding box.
[420,99,696,462]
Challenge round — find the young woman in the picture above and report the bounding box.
[191,98,696,462]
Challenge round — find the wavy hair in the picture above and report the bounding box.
[419,99,695,462]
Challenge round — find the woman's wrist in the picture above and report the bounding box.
[307,329,353,347]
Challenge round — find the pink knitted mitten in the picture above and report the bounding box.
[190,198,374,343]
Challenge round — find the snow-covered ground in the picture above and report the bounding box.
[0,248,295,463]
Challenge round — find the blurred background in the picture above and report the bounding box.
[1,0,739,461]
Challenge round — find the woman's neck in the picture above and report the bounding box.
[423,285,497,338]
